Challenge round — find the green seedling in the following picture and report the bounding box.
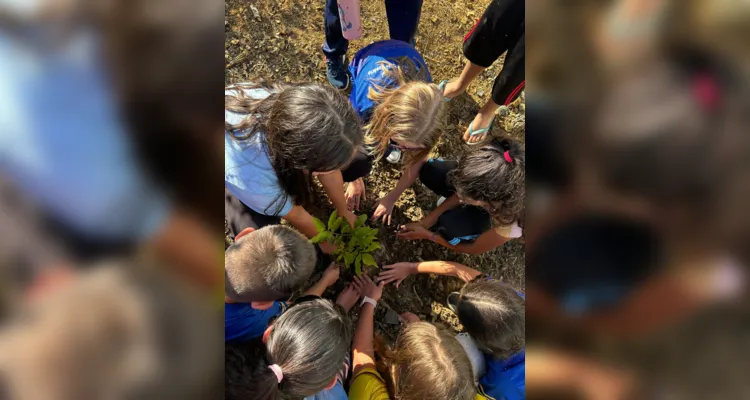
[310,210,380,276]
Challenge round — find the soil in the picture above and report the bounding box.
[225,0,525,341]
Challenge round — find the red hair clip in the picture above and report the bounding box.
[503,151,513,163]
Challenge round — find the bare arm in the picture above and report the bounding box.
[352,302,377,375]
[387,159,427,200]
[283,205,336,253]
[317,171,356,226]
[414,261,482,282]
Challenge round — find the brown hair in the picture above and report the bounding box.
[451,137,525,227]
[376,322,476,400]
[224,225,316,302]
[458,278,525,359]
[365,58,446,168]
[226,82,363,213]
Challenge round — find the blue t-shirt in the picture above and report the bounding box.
[0,26,168,241]
[225,301,288,343]
[479,351,525,400]
[225,86,294,217]
[348,40,431,121]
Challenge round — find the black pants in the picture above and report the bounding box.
[419,159,492,243]
[463,0,525,106]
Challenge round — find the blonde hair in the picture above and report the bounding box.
[376,322,476,400]
[365,58,446,167]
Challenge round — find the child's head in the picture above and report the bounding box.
[377,322,476,400]
[366,59,446,167]
[224,225,316,303]
[457,279,525,359]
[226,299,353,400]
[226,83,363,212]
[451,137,525,226]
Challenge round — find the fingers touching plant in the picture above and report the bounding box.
[311,210,380,276]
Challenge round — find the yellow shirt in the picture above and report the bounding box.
[347,367,490,399]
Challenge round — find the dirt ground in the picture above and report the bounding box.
[225,0,525,340]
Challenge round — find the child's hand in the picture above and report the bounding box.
[345,178,366,212]
[377,262,417,288]
[335,282,362,312]
[399,312,421,326]
[322,263,341,286]
[396,223,432,241]
[372,193,396,226]
[342,210,357,228]
[353,274,384,302]
[319,240,337,254]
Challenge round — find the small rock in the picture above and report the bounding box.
[497,106,510,118]
[384,309,400,325]
[477,90,485,97]
[249,5,260,20]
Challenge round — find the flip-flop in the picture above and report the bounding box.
[464,118,494,145]
[438,80,452,102]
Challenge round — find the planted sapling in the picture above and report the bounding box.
[311,210,380,276]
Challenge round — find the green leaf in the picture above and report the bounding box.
[344,252,356,267]
[331,217,343,232]
[310,231,331,244]
[341,223,352,234]
[327,210,338,230]
[313,217,326,233]
[362,253,377,267]
[355,254,362,275]
[365,242,381,252]
[355,214,367,228]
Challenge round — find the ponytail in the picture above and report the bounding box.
[451,135,526,226]
[226,299,353,400]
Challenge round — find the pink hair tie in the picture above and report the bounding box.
[503,150,513,163]
[269,364,284,383]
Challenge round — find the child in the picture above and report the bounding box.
[225,297,356,400]
[342,40,446,224]
[398,137,524,254]
[347,275,486,399]
[224,225,340,343]
[322,0,423,89]
[225,83,371,254]
[377,261,526,400]
[441,0,525,144]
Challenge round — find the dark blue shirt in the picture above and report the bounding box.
[479,351,526,400]
[224,301,287,343]
[348,40,431,121]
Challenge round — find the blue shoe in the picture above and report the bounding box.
[326,55,350,90]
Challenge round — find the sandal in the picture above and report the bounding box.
[464,118,494,145]
[438,80,452,102]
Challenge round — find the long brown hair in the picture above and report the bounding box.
[375,322,476,400]
[225,82,363,214]
[365,57,446,168]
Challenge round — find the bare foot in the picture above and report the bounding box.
[463,110,495,144]
[335,283,362,312]
[442,79,466,99]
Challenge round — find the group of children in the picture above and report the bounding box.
[224,0,526,398]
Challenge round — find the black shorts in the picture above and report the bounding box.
[463,0,525,105]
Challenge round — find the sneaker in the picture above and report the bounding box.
[386,147,402,164]
[326,55,350,90]
[446,292,460,314]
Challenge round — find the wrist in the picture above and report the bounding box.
[361,296,378,308]
[409,262,419,275]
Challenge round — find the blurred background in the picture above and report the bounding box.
[525,0,750,399]
[0,0,224,398]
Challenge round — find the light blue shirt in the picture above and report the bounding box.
[0,28,168,240]
[225,87,293,217]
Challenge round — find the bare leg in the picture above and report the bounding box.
[442,61,485,99]
[464,98,500,144]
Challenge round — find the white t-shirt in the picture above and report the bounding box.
[224,87,293,217]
